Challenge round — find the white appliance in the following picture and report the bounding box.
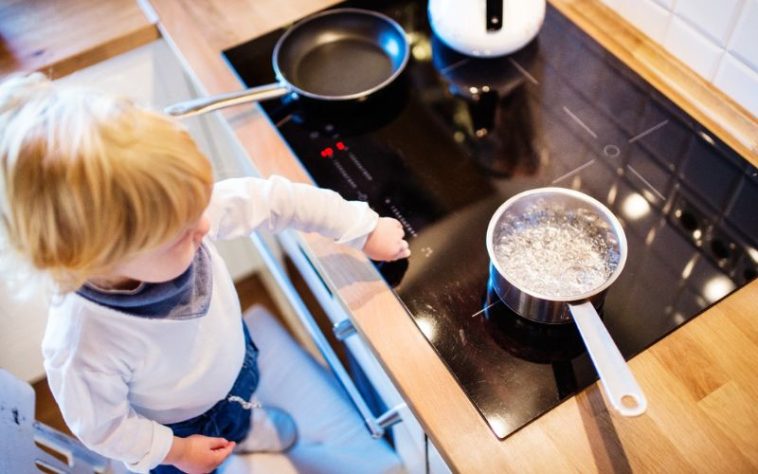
[428,0,546,57]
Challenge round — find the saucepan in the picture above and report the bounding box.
[486,187,647,416]
[165,8,409,118]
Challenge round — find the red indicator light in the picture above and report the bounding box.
[336,141,347,151]
[320,147,334,158]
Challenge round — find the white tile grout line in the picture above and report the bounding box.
[628,119,669,143]
[563,106,598,138]
[723,0,749,49]
[627,164,666,200]
[509,58,539,85]
[551,159,597,184]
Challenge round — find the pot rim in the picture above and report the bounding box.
[272,8,411,101]
[485,186,628,302]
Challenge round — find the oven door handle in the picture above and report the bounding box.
[247,231,402,438]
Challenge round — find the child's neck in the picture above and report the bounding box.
[86,275,142,292]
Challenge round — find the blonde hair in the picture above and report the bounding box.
[0,73,213,292]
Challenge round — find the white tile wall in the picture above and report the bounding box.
[626,0,671,41]
[664,16,724,79]
[599,0,758,118]
[729,0,758,70]
[715,53,758,115]
[652,0,675,10]
[674,0,743,46]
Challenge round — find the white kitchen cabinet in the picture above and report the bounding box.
[428,437,453,474]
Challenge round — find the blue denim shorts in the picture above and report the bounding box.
[151,323,259,474]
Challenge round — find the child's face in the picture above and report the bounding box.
[111,213,211,284]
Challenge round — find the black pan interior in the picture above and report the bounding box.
[274,10,407,99]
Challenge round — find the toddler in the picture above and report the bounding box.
[0,73,409,473]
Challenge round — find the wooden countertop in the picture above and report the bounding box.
[5,0,757,472]
[0,0,158,79]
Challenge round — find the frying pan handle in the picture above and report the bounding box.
[164,83,290,118]
[569,301,648,417]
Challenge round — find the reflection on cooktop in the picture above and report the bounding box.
[484,289,586,364]
[224,0,758,439]
[484,287,584,397]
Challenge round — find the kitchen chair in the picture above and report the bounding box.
[0,366,294,473]
[0,367,118,473]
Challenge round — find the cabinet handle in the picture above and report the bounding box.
[248,232,400,439]
[376,404,404,430]
[333,319,357,341]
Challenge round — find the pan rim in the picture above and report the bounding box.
[271,7,410,101]
[485,186,629,303]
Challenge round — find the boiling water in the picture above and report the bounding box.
[493,202,620,298]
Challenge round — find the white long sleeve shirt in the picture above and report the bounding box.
[42,176,378,473]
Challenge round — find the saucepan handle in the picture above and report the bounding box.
[164,82,291,118]
[569,301,647,417]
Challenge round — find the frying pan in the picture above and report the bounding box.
[486,187,647,416]
[165,8,409,118]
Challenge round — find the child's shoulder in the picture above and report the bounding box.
[45,293,123,347]
[45,293,97,338]
[43,293,132,369]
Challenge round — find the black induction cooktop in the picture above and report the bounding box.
[224,0,758,439]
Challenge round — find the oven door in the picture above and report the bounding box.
[248,230,426,473]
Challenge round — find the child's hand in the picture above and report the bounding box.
[164,434,236,474]
[363,217,410,261]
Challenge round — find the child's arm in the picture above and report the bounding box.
[43,361,235,472]
[206,175,409,260]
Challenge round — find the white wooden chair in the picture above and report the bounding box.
[0,368,119,473]
[0,367,296,473]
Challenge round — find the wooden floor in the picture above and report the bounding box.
[32,271,290,437]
